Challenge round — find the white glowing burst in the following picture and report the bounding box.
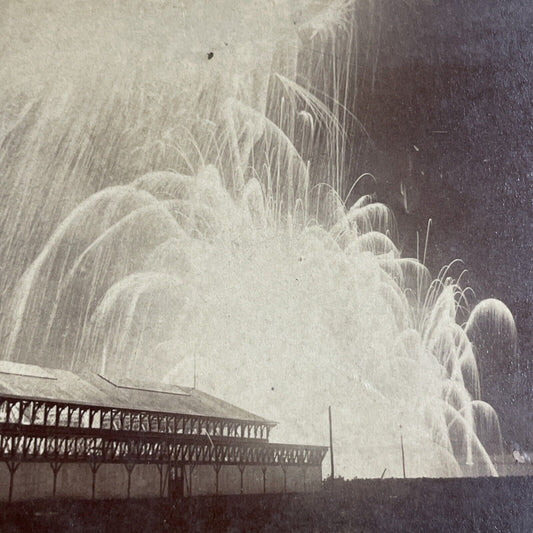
[0,0,517,478]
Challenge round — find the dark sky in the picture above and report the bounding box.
[349,0,533,445]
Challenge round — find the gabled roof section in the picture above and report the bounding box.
[0,360,273,424]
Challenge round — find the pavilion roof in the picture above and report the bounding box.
[0,360,274,425]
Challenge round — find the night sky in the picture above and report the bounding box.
[348,0,532,446]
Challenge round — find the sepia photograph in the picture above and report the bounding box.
[0,0,531,531]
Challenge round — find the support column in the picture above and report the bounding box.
[50,461,63,498]
[89,461,101,500]
[213,464,221,495]
[186,464,196,496]
[281,465,287,494]
[124,463,136,499]
[166,458,172,502]
[238,465,246,495]
[261,466,267,494]
[6,461,20,504]
[156,464,164,498]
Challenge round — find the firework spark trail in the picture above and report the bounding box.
[0,1,517,478]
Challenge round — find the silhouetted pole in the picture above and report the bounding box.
[193,352,197,389]
[329,406,334,480]
[400,427,406,479]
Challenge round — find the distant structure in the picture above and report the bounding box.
[0,361,327,502]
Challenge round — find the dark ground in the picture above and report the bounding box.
[1,477,532,532]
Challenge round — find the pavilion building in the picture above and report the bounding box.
[0,360,327,502]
